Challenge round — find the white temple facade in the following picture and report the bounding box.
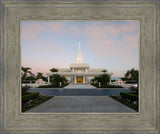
[46,40,112,84]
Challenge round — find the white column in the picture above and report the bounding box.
[74,76,76,84]
[83,76,85,83]
[110,78,111,84]
[48,76,50,83]
[86,77,88,83]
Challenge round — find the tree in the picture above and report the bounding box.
[50,74,68,87]
[50,68,58,72]
[124,68,139,82]
[36,72,43,79]
[102,70,107,73]
[21,67,33,83]
[21,67,32,79]
[91,74,110,87]
[36,72,48,82]
[99,74,110,86]
[25,76,36,83]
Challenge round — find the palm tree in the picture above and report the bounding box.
[124,70,131,79]
[36,72,43,79]
[21,67,33,80]
[102,70,107,73]
[124,68,139,81]
[50,68,58,72]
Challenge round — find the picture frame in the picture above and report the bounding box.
[1,0,159,133]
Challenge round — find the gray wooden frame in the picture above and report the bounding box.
[1,0,159,133]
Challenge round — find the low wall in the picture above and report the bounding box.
[22,83,51,88]
[110,83,138,88]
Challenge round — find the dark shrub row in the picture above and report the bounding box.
[102,85,123,88]
[22,92,39,102]
[120,92,138,101]
[38,85,54,88]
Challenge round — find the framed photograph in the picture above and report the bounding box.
[1,0,159,133]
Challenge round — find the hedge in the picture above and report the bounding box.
[120,92,138,102]
[104,85,123,88]
[22,92,39,102]
[38,85,53,88]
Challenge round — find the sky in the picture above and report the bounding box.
[21,21,139,77]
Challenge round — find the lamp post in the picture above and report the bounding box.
[48,76,50,83]
[99,82,101,88]
[60,82,62,87]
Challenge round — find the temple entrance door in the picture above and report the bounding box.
[76,76,83,84]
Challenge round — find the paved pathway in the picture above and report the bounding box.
[26,96,136,113]
[64,84,96,88]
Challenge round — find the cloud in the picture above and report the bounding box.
[83,21,139,38]
[21,23,45,40]
[85,36,138,66]
[45,22,67,34]
[21,21,139,76]
[31,39,62,53]
[124,35,139,43]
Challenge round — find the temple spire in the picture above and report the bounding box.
[76,39,83,63]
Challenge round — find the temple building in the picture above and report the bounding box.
[46,40,112,84]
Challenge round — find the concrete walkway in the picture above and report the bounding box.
[26,96,136,113]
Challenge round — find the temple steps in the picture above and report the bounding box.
[64,84,96,89]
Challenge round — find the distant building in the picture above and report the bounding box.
[46,40,112,84]
[35,79,46,84]
[112,79,124,85]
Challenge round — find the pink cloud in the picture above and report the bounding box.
[46,22,67,34]
[31,39,62,52]
[84,25,109,39]
[83,22,139,38]
[125,35,139,43]
[117,22,139,33]
[21,22,68,41]
[21,23,45,40]
[86,36,138,65]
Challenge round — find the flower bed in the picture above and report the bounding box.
[120,92,138,102]
[22,92,40,102]
[110,95,138,111]
[22,95,53,112]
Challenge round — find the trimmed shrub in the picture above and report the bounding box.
[50,74,68,88]
[91,74,110,87]
[38,85,53,88]
[120,92,138,102]
[102,85,123,88]
[22,92,39,102]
